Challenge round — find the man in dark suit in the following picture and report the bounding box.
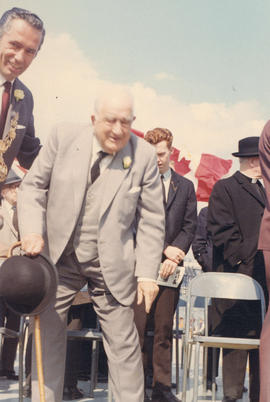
[0,7,44,182]
[208,136,268,402]
[135,127,197,402]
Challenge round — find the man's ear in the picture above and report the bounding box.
[132,116,136,122]
[91,115,95,125]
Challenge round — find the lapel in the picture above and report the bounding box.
[166,169,179,210]
[3,79,21,139]
[99,139,133,219]
[71,127,93,216]
[234,171,265,206]
[1,204,17,237]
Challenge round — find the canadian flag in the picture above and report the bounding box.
[194,153,232,202]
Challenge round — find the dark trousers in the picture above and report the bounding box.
[134,285,179,388]
[0,297,20,373]
[212,297,262,401]
[223,348,259,401]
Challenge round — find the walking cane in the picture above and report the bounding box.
[7,242,46,402]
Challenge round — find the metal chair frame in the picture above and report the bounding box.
[0,315,28,402]
[181,272,266,402]
[67,326,112,401]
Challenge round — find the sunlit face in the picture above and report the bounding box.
[91,97,135,154]
[1,182,20,206]
[155,140,171,174]
[0,19,42,81]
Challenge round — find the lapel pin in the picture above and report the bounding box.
[123,156,132,169]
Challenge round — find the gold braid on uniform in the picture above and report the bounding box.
[0,113,18,182]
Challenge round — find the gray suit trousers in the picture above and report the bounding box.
[31,252,144,402]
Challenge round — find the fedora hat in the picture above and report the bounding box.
[0,253,58,316]
[3,168,22,186]
[232,136,260,157]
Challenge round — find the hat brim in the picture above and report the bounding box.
[30,253,58,316]
[232,152,259,157]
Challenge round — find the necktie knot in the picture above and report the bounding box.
[4,81,11,92]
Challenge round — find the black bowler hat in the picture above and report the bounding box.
[0,253,58,316]
[232,136,260,157]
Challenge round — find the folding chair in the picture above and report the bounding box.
[67,316,112,401]
[0,315,28,402]
[181,272,265,402]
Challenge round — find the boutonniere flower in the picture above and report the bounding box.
[123,156,132,169]
[14,89,25,102]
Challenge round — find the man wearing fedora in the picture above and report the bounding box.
[207,136,268,402]
[17,88,165,402]
[0,168,21,380]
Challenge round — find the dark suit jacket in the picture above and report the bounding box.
[207,170,267,336]
[192,206,213,272]
[163,169,197,259]
[3,78,41,174]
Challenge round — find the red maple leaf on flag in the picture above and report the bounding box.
[170,147,191,176]
[195,153,232,202]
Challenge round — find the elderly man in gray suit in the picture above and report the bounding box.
[17,88,165,402]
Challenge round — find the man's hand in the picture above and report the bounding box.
[159,259,178,279]
[21,233,44,256]
[164,245,185,264]
[137,281,159,313]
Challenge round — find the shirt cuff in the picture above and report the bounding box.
[137,277,157,283]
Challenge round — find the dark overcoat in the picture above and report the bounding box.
[207,170,267,336]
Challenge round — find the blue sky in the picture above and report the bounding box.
[1,0,270,167]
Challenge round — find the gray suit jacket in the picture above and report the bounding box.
[17,123,165,305]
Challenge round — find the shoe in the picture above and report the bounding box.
[23,384,31,398]
[243,386,248,393]
[152,386,181,402]
[222,398,237,402]
[63,385,84,400]
[0,370,18,380]
[206,379,218,391]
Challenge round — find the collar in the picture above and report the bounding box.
[239,171,259,184]
[92,134,115,157]
[161,168,171,181]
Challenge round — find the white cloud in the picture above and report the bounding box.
[22,33,266,163]
[153,72,176,81]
